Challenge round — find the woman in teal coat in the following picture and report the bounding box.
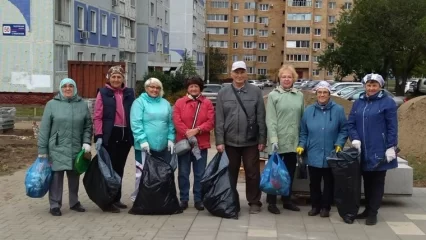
[38,78,93,216]
[298,81,348,218]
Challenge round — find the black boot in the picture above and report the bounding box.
[320,208,330,218]
[194,202,204,211]
[103,204,120,213]
[308,208,321,216]
[356,209,369,219]
[70,202,86,212]
[268,204,281,214]
[180,201,188,210]
[366,215,378,225]
[49,208,62,216]
[283,202,300,212]
[113,201,128,209]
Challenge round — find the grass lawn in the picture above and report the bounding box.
[14,106,44,117]
[406,156,426,187]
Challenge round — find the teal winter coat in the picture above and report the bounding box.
[298,100,348,168]
[130,93,175,151]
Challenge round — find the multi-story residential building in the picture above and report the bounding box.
[170,0,206,78]
[284,0,353,80]
[136,0,172,80]
[206,0,286,80]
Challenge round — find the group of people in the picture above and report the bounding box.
[37,61,398,226]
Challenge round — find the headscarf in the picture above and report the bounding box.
[106,65,125,80]
[362,73,384,87]
[59,78,77,98]
[314,80,332,92]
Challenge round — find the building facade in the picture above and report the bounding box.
[170,0,206,78]
[206,0,286,81]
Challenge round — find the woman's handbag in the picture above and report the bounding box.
[175,101,201,156]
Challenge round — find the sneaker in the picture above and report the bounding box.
[113,201,128,209]
[356,210,369,219]
[365,215,377,225]
[320,208,330,218]
[308,208,321,216]
[102,204,120,213]
[249,204,261,214]
[180,201,188,210]
[194,202,204,211]
[70,202,86,212]
[283,202,300,212]
[267,204,280,214]
[49,208,62,216]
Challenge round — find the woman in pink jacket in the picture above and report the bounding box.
[93,66,135,213]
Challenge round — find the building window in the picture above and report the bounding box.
[258,69,267,75]
[112,18,117,37]
[328,2,336,9]
[90,11,96,33]
[232,55,238,62]
[243,41,256,49]
[233,42,238,49]
[312,69,320,76]
[258,56,267,63]
[288,0,313,7]
[329,16,336,24]
[314,15,322,22]
[315,0,322,8]
[327,71,333,76]
[151,2,155,17]
[209,41,228,48]
[211,1,229,8]
[112,55,116,62]
[258,30,268,37]
[131,0,136,7]
[101,14,107,35]
[207,14,228,21]
[91,53,96,61]
[120,17,125,37]
[149,31,154,44]
[243,28,256,36]
[287,27,310,34]
[313,42,321,49]
[77,6,84,30]
[233,29,238,36]
[55,0,70,23]
[243,15,257,23]
[233,3,239,10]
[207,27,229,35]
[164,34,169,47]
[77,52,83,61]
[258,43,268,50]
[247,67,255,74]
[259,17,269,24]
[165,11,168,24]
[287,13,312,21]
[130,20,135,38]
[244,2,256,9]
[286,54,309,62]
[328,43,335,49]
[344,2,352,10]
[314,28,321,36]
[313,56,319,62]
[328,29,335,37]
[102,54,106,61]
[243,55,256,62]
[233,16,239,23]
[55,44,69,71]
[259,4,269,11]
[286,40,310,48]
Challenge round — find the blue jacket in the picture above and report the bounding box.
[347,90,398,171]
[299,100,348,168]
[130,93,175,151]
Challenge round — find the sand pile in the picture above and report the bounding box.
[397,96,426,160]
[301,90,354,116]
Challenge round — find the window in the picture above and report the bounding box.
[90,53,96,61]
[329,16,336,23]
[344,2,352,10]
[207,27,228,35]
[149,31,154,44]
[247,67,255,74]
[131,0,136,7]
[287,13,312,21]
[313,42,321,49]
[258,56,267,63]
[207,14,228,21]
[328,29,335,37]
[209,41,228,48]
[328,43,335,49]
[286,40,310,48]
[327,71,333,76]
[313,56,319,62]
[243,41,256,49]
[55,44,69,71]
[120,17,125,36]
[244,2,256,9]
[77,6,84,30]
[258,69,267,75]
[164,34,169,47]
[288,0,313,7]
[258,43,268,50]
[210,1,229,8]
[314,15,322,22]
[243,15,257,22]
[165,10,168,24]
[233,29,239,36]
[130,20,135,38]
[286,54,310,62]
[259,17,269,24]
[259,4,269,11]
[233,42,238,49]
[90,11,96,33]
[77,52,83,61]
[233,3,239,10]
[328,2,336,9]
[287,27,310,34]
[102,54,106,61]
[233,16,239,23]
[312,69,320,76]
[112,55,116,62]
[55,0,70,23]
[258,30,268,37]
[232,55,238,62]
[112,18,117,37]
[101,14,107,35]
[243,55,256,62]
[151,2,155,17]
[314,28,321,36]
[243,28,256,36]
[315,0,322,8]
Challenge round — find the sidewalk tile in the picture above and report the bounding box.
[387,221,425,235]
[405,214,426,220]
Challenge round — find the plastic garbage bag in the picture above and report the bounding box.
[129,152,182,215]
[170,153,178,172]
[201,152,239,219]
[74,149,91,175]
[260,152,291,196]
[327,147,361,224]
[296,154,308,179]
[25,157,52,198]
[83,147,121,210]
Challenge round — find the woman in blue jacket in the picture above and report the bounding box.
[348,74,398,226]
[298,81,348,218]
[129,77,175,201]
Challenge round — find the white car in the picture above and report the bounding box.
[330,82,363,93]
[248,80,264,89]
[332,85,364,96]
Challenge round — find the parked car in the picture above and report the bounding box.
[331,85,364,96]
[301,80,321,91]
[330,82,363,93]
[202,84,222,106]
[221,82,232,88]
[340,88,405,108]
[248,80,264,89]
[293,82,302,89]
[264,80,275,87]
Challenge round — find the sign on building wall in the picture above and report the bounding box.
[2,24,26,36]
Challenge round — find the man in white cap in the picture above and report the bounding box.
[215,61,267,214]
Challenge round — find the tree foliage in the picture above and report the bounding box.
[207,47,227,82]
[176,49,198,79]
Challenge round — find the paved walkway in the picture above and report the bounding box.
[1,148,426,240]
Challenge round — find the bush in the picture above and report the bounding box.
[164,89,187,105]
[135,71,185,97]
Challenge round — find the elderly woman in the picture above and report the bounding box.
[38,78,92,216]
[265,65,304,214]
[173,76,215,211]
[130,78,175,200]
[93,65,135,213]
[298,81,348,218]
[348,74,398,225]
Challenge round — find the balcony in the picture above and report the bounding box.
[288,0,313,7]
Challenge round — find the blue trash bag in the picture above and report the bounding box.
[260,152,290,196]
[25,157,52,198]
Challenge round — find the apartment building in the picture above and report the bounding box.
[284,0,353,80]
[206,0,286,80]
[170,0,206,78]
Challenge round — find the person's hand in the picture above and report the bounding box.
[296,146,304,155]
[168,140,175,154]
[386,147,396,163]
[82,143,91,153]
[38,154,48,159]
[95,138,103,151]
[271,142,279,152]
[216,144,225,153]
[185,128,200,138]
[258,144,265,151]
[335,146,342,153]
[352,140,361,152]
[140,142,150,153]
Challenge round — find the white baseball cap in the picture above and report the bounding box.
[231,61,247,71]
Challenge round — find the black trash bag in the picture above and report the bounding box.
[296,154,308,179]
[201,152,239,219]
[128,153,182,215]
[327,147,361,224]
[83,147,121,210]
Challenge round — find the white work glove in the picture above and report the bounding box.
[82,143,91,153]
[38,154,48,159]
[385,147,396,163]
[140,142,150,153]
[352,140,361,152]
[271,142,279,152]
[168,140,174,154]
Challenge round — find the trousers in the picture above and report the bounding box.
[49,170,80,209]
[308,166,334,210]
[363,170,387,216]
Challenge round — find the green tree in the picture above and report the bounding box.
[207,47,227,83]
[177,49,198,78]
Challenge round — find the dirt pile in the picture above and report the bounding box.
[398,96,426,160]
[301,90,354,116]
[0,129,36,175]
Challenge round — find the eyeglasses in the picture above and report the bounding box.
[148,86,161,90]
